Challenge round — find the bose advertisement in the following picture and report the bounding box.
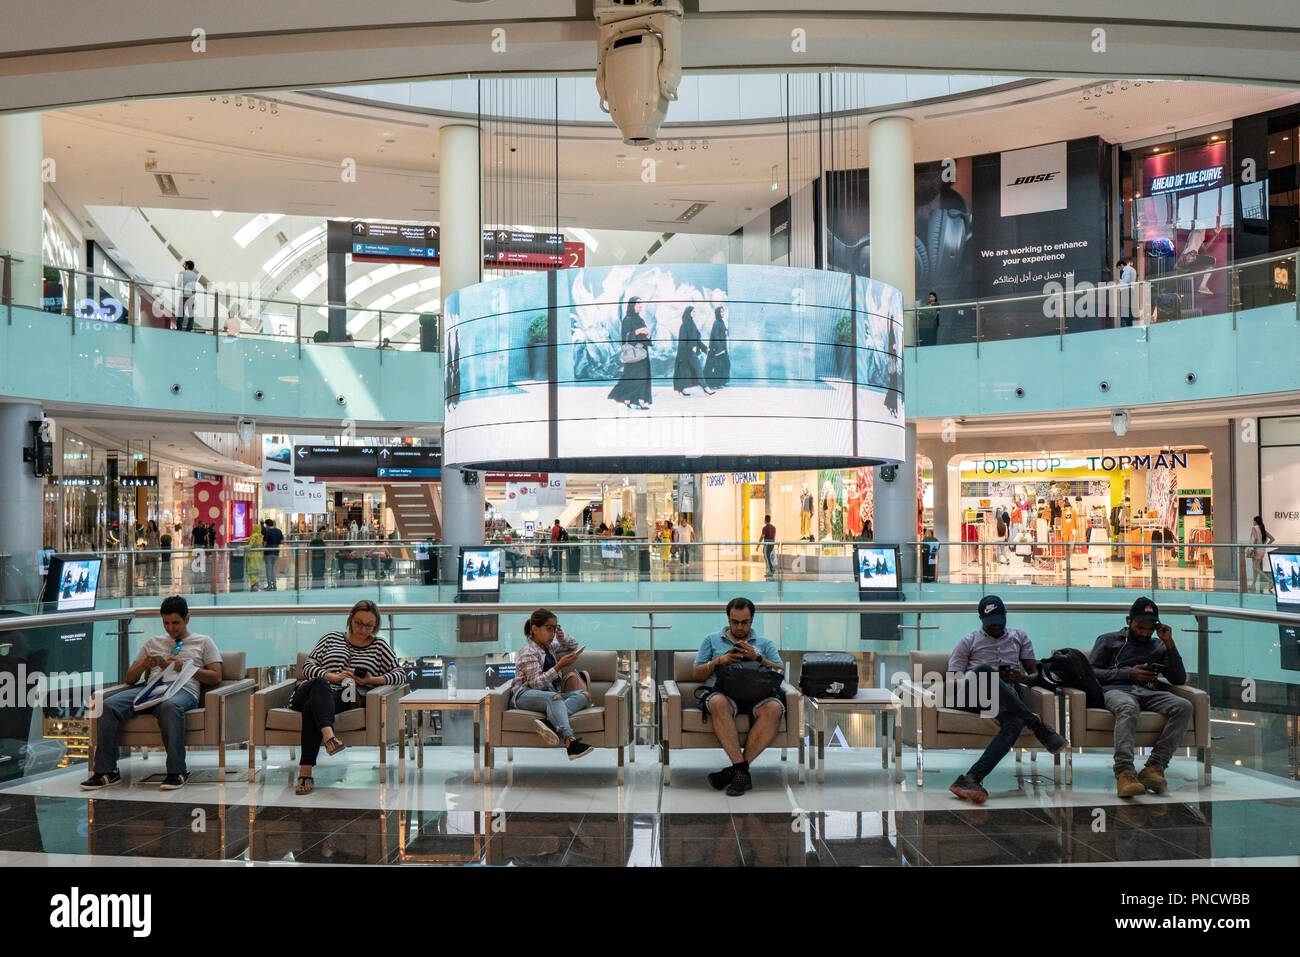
[443,264,905,473]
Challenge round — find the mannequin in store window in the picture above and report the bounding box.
[799,483,813,541]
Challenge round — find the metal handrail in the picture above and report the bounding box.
[901,247,1299,316]
[6,598,1299,634]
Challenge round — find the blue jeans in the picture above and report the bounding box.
[958,665,1042,781]
[513,688,590,741]
[763,544,775,575]
[95,686,199,776]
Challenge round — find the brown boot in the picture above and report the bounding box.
[1116,769,1146,798]
[1138,764,1167,794]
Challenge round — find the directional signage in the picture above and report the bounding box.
[347,222,439,264]
[294,445,377,478]
[295,445,441,480]
[376,447,442,478]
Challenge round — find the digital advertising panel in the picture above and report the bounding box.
[443,263,904,472]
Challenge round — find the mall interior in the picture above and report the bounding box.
[0,2,1299,873]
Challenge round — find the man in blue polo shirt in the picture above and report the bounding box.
[947,596,1067,804]
[692,597,785,796]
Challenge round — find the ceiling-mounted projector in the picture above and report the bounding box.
[594,0,684,146]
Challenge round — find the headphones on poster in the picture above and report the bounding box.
[825,185,973,290]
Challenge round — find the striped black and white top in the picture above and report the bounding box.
[301,632,404,689]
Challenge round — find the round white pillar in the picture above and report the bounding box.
[0,112,44,310]
[439,124,485,565]
[868,115,916,341]
[868,116,917,575]
[0,402,47,602]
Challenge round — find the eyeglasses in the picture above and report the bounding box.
[353,618,379,630]
[728,617,752,626]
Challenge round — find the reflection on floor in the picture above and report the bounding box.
[1,746,1297,866]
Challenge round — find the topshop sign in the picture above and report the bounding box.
[968,451,1190,475]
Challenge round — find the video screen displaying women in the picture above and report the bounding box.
[443,263,904,470]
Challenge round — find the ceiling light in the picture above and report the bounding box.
[1210,135,1219,141]
[234,96,242,107]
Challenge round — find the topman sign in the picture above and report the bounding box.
[967,451,1190,475]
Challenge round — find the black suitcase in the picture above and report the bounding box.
[799,652,858,698]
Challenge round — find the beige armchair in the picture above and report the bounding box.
[894,650,1063,788]
[87,651,254,776]
[1058,681,1211,785]
[250,652,406,777]
[659,651,804,786]
[485,650,630,784]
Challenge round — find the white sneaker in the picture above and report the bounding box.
[532,719,560,746]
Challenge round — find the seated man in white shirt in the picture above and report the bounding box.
[947,595,1067,804]
[81,596,223,791]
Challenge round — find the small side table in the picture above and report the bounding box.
[804,688,901,784]
[398,688,491,783]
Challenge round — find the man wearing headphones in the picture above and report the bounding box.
[1088,597,1193,797]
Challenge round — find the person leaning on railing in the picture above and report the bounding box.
[289,599,403,795]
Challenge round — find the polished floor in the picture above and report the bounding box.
[2,745,1298,866]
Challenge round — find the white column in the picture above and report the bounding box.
[0,112,44,309]
[868,116,917,576]
[0,403,46,601]
[873,423,918,579]
[439,124,485,568]
[868,115,916,341]
[439,124,482,299]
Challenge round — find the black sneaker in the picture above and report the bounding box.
[532,718,560,746]
[1033,725,1069,755]
[725,768,752,796]
[708,766,736,790]
[566,739,595,760]
[159,772,189,791]
[79,770,121,791]
[949,773,988,804]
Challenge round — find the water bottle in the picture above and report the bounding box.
[446,661,457,694]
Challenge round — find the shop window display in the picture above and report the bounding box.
[937,448,1215,589]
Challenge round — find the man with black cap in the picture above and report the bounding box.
[947,596,1068,803]
[1088,596,1192,797]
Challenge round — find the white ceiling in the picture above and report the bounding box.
[40,74,1300,337]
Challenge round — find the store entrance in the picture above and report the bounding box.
[940,447,1215,589]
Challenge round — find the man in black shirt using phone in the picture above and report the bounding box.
[1088,597,1193,797]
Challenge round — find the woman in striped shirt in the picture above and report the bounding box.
[290,599,403,794]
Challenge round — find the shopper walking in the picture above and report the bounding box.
[760,515,777,579]
[608,297,652,410]
[177,260,199,332]
[1248,515,1275,592]
[262,518,284,590]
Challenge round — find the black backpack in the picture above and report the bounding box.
[1036,648,1105,708]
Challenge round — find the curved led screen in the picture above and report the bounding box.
[443,264,904,472]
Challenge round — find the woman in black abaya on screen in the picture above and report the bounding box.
[672,306,711,395]
[703,305,731,390]
[607,297,652,409]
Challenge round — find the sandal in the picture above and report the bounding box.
[295,776,314,795]
[324,736,346,756]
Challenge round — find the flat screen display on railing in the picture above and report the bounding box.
[1270,553,1300,608]
[443,264,905,472]
[42,556,102,612]
[855,545,900,591]
[459,548,502,602]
